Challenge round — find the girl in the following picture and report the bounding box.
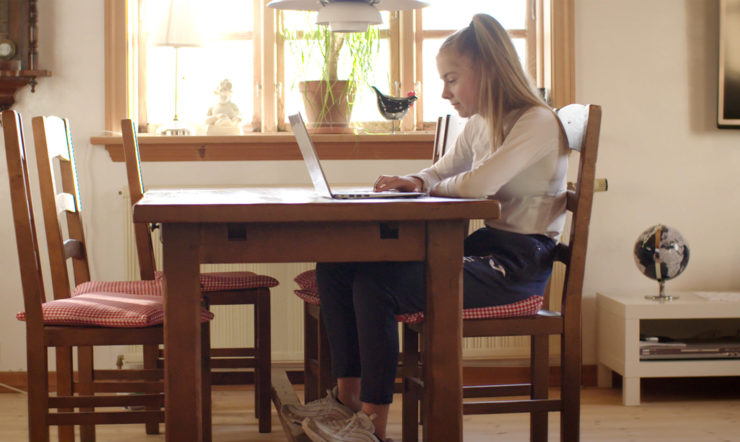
[285,13,568,442]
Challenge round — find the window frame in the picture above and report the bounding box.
[104,0,574,135]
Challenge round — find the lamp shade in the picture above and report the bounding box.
[151,0,205,48]
[317,2,382,32]
[267,0,428,33]
[267,0,429,12]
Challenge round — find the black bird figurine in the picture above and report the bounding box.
[371,86,418,133]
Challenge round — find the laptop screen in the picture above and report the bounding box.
[289,113,333,198]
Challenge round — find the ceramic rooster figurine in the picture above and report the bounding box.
[371,86,418,132]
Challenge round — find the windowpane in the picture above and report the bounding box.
[147,42,254,131]
[422,0,527,30]
[421,1,530,122]
[136,1,544,133]
[143,0,254,133]
[200,0,254,34]
[114,1,569,135]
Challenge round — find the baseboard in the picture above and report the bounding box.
[0,365,599,393]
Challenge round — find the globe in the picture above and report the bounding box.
[633,224,689,300]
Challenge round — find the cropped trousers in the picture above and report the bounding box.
[316,227,556,405]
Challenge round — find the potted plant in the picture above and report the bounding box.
[283,18,379,132]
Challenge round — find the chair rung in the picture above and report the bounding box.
[463,316,562,337]
[45,327,162,346]
[204,289,265,305]
[78,381,163,394]
[463,398,561,415]
[210,358,257,369]
[210,348,256,357]
[49,393,164,409]
[47,410,164,426]
[93,369,162,381]
[463,384,532,398]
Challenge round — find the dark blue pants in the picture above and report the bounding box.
[316,227,555,404]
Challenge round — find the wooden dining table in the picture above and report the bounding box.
[133,186,500,442]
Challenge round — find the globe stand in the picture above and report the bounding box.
[645,280,679,301]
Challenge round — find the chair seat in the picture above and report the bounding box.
[396,295,544,324]
[16,292,214,327]
[294,286,543,325]
[156,270,279,292]
[295,269,317,292]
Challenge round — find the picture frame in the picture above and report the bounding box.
[718,0,740,128]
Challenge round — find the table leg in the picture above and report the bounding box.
[162,224,204,441]
[422,220,464,442]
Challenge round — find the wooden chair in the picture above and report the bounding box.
[3,110,212,442]
[120,118,277,433]
[401,104,602,442]
[292,271,332,403]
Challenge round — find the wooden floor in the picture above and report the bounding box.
[1,379,739,441]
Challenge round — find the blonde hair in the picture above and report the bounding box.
[440,14,549,148]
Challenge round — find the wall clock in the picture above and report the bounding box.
[0,0,50,111]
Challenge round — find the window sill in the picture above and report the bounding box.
[90,132,436,162]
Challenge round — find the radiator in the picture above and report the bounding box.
[120,191,564,364]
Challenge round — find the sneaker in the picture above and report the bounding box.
[281,386,354,426]
[302,411,379,442]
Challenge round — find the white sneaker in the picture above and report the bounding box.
[303,411,379,442]
[281,386,354,426]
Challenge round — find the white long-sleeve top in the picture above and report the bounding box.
[414,106,569,240]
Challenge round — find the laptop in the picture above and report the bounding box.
[289,113,426,199]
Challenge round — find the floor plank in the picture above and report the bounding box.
[0,380,738,441]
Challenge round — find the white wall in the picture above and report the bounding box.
[576,0,740,361]
[0,0,738,371]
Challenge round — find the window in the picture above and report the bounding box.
[142,0,256,132]
[105,0,573,134]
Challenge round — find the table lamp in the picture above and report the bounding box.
[151,0,204,135]
[267,0,429,33]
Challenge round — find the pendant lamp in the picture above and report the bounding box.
[267,0,430,32]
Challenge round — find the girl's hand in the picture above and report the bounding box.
[373,175,423,192]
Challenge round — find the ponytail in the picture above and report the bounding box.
[440,14,549,149]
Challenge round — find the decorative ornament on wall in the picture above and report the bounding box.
[0,0,50,111]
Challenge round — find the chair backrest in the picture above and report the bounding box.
[31,115,92,300]
[432,115,452,163]
[431,114,466,163]
[120,118,157,280]
[2,110,48,324]
[553,104,602,318]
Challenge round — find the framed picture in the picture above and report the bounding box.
[718,0,740,128]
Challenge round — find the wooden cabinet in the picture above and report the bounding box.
[597,292,740,405]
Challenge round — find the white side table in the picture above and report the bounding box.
[596,292,740,405]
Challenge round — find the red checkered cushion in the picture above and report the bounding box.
[396,295,544,325]
[294,269,317,291]
[295,289,320,305]
[155,270,279,292]
[294,285,543,325]
[74,279,163,296]
[16,292,214,327]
